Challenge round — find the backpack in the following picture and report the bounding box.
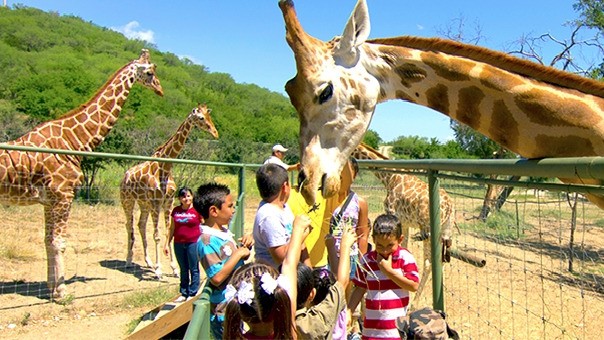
[396,307,460,340]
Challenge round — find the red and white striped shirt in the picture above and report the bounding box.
[352,246,419,340]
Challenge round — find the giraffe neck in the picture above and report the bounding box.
[18,63,138,152]
[151,117,194,160]
[352,147,396,187]
[361,37,604,158]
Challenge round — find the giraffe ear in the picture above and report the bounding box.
[334,0,371,67]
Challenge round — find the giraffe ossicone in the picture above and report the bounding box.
[279,0,604,208]
[0,49,163,300]
[120,103,218,280]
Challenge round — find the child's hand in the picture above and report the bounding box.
[340,222,357,250]
[293,214,312,239]
[235,246,251,260]
[377,253,393,272]
[163,245,170,257]
[238,233,254,249]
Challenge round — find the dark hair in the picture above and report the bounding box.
[350,157,359,176]
[177,186,192,198]
[296,263,314,310]
[193,182,230,219]
[311,268,335,306]
[223,263,295,339]
[256,163,288,201]
[372,214,403,238]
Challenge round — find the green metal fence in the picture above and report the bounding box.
[4,144,604,338]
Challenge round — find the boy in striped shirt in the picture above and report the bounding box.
[348,214,420,340]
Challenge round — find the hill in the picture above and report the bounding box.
[0,5,300,165]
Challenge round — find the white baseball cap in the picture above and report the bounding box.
[272,144,288,152]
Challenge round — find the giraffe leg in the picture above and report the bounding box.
[137,209,154,270]
[44,201,70,300]
[412,238,432,309]
[150,208,163,280]
[121,199,136,267]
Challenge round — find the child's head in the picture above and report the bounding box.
[177,186,193,205]
[295,263,314,310]
[256,163,289,201]
[372,214,404,258]
[193,182,233,223]
[311,267,335,306]
[223,262,295,339]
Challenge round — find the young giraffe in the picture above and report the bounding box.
[352,142,455,303]
[120,104,218,279]
[0,49,163,299]
[278,0,604,209]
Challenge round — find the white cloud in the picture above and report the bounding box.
[112,21,155,43]
[416,24,424,31]
[179,54,202,65]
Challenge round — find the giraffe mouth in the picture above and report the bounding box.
[297,169,329,205]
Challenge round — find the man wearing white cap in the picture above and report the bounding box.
[264,144,299,171]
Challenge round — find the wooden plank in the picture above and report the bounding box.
[127,285,205,340]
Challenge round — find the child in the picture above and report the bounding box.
[223,213,312,339]
[253,163,311,268]
[194,182,254,340]
[164,186,201,302]
[348,214,420,340]
[328,158,370,274]
[295,223,356,339]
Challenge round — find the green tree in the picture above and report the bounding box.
[362,129,382,149]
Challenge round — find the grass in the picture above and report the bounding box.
[122,286,178,334]
[120,286,176,309]
[0,243,38,261]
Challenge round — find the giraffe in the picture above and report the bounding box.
[0,49,163,299]
[120,103,218,279]
[278,0,604,210]
[352,142,455,304]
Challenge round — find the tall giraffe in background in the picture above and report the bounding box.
[120,104,218,279]
[278,0,604,209]
[0,50,163,299]
[352,143,455,302]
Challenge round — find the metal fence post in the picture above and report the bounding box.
[428,169,444,311]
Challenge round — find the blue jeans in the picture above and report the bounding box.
[174,241,200,297]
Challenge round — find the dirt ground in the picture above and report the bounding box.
[1,190,604,339]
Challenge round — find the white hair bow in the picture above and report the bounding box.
[224,281,255,306]
[260,273,291,297]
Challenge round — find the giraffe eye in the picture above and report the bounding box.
[318,83,333,104]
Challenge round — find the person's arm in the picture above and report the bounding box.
[325,234,339,275]
[356,196,370,255]
[287,163,301,172]
[337,223,356,288]
[268,244,288,265]
[377,253,420,292]
[209,247,250,286]
[281,215,312,322]
[163,216,176,256]
[347,285,366,315]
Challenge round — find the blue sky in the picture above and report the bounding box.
[10,0,596,142]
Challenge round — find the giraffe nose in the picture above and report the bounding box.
[320,173,328,197]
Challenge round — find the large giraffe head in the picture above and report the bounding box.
[133,49,164,96]
[190,103,219,138]
[279,0,378,205]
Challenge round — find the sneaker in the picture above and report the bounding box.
[174,296,187,303]
[349,333,362,340]
[347,333,361,340]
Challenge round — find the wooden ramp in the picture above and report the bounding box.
[127,286,204,340]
